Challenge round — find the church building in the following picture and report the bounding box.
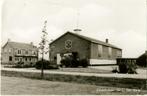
[49,31,122,65]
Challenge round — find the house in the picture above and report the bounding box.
[49,31,122,65]
[136,51,147,67]
[1,39,38,65]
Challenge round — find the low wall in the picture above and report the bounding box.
[1,70,146,90]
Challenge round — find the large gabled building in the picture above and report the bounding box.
[1,39,38,65]
[49,32,122,65]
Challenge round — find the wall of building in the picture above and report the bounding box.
[50,33,91,61]
[1,44,15,64]
[1,43,38,65]
[90,43,122,65]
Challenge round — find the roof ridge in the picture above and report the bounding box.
[4,41,38,50]
[69,32,121,49]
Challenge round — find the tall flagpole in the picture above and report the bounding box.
[146,0,147,52]
[145,0,147,88]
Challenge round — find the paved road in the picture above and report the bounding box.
[1,76,147,95]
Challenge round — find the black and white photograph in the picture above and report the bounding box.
[0,0,147,95]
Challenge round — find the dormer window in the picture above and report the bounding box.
[18,50,21,54]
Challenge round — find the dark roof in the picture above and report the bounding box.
[3,41,37,50]
[138,51,147,58]
[50,31,122,50]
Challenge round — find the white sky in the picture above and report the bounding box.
[1,0,147,59]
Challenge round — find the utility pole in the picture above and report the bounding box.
[39,20,48,79]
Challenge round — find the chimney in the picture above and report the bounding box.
[8,38,11,42]
[106,39,108,43]
[30,42,33,45]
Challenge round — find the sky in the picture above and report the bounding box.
[1,0,147,59]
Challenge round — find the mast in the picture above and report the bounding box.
[73,8,82,34]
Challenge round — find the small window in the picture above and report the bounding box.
[18,50,21,54]
[9,49,11,53]
[54,56,57,60]
[20,58,22,61]
[9,56,12,61]
[29,58,31,61]
[25,51,28,54]
[25,58,27,61]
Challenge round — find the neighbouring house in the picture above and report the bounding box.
[49,31,122,65]
[136,51,147,67]
[1,39,38,65]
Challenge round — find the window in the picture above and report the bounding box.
[25,58,27,61]
[25,50,28,54]
[98,45,103,57]
[117,50,122,57]
[9,56,12,61]
[33,52,36,55]
[29,58,31,61]
[65,40,72,49]
[18,50,21,54]
[9,49,11,53]
[20,58,22,61]
[108,47,112,58]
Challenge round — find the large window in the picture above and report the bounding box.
[98,45,103,57]
[108,47,112,58]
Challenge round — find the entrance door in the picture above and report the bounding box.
[57,54,61,65]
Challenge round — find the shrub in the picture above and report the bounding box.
[35,60,59,69]
[60,58,71,67]
[118,60,137,74]
[79,59,89,68]
[13,61,35,68]
[118,63,128,74]
[127,61,137,74]
[60,58,89,68]
[112,67,118,73]
[13,61,24,68]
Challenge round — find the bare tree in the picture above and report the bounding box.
[38,20,48,79]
